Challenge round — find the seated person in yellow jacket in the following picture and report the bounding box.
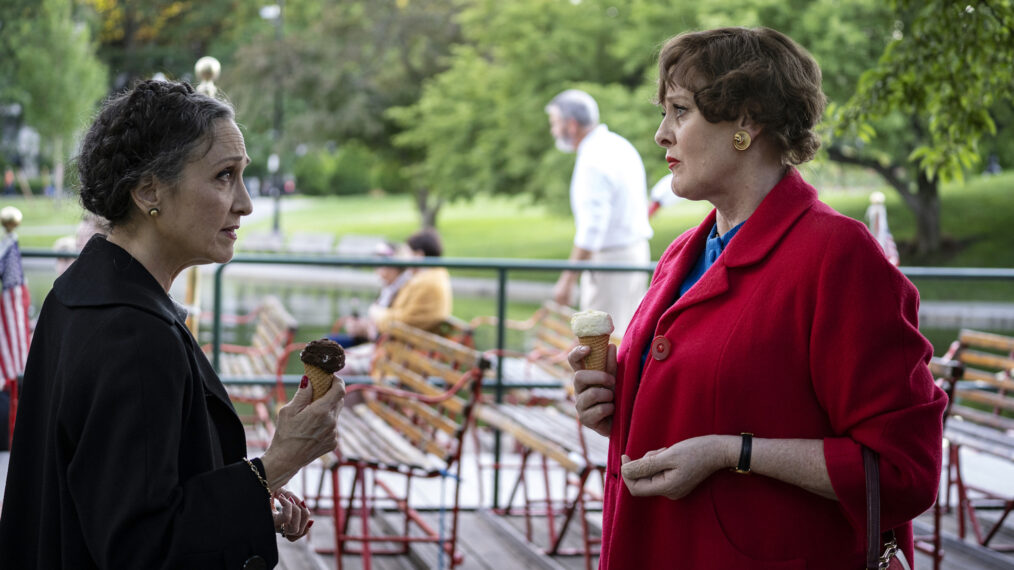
[342,229,452,374]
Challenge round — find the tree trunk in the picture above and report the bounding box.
[912,170,941,256]
[414,187,443,230]
[824,145,943,255]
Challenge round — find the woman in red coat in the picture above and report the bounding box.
[571,27,946,569]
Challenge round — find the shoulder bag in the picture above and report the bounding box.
[864,446,912,570]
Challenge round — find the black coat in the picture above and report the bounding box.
[0,236,278,569]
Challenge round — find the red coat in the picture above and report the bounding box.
[602,169,946,569]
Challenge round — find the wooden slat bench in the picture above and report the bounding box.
[470,301,584,399]
[432,315,476,348]
[474,398,607,570]
[936,329,1014,553]
[315,320,490,569]
[287,232,335,255]
[202,296,299,448]
[240,230,284,253]
[467,301,615,569]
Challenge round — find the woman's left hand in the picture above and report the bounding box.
[619,435,735,501]
[272,489,313,542]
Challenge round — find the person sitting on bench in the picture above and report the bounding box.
[342,229,453,375]
[328,240,413,348]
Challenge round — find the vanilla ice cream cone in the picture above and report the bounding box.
[577,334,611,371]
[570,310,615,372]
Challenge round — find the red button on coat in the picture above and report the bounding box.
[651,335,671,360]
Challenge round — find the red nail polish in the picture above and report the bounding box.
[301,501,307,508]
[300,375,308,388]
[308,520,314,528]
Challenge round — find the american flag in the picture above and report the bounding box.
[0,233,30,389]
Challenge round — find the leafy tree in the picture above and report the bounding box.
[79,0,259,90]
[292,142,378,196]
[836,0,1014,255]
[391,0,663,227]
[224,0,464,218]
[66,0,1013,252]
[396,0,1014,255]
[0,0,107,196]
[392,0,895,229]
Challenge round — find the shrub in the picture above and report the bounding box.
[331,142,373,196]
[293,142,380,196]
[369,155,411,195]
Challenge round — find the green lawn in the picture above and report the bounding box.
[241,170,1014,270]
[10,170,1014,268]
[3,197,86,248]
[9,171,1014,356]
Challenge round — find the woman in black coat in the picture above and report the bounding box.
[0,80,345,569]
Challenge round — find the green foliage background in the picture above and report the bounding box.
[1,0,1013,257]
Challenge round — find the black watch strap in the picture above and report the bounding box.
[733,432,753,474]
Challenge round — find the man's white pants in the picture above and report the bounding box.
[579,240,650,338]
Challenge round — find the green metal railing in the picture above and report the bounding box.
[24,248,657,509]
[210,254,657,510]
[23,248,1014,508]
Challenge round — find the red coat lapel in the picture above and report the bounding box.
[614,168,820,460]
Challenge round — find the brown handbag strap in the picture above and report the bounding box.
[863,445,881,570]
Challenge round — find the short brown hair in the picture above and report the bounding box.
[656,27,826,165]
[407,228,443,257]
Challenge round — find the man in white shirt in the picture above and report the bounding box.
[545,89,653,337]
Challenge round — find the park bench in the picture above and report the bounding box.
[469,300,582,400]
[432,315,476,348]
[334,234,387,258]
[475,399,607,569]
[914,356,965,570]
[466,301,617,568]
[934,329,1014,553]
[201,295,299,448]
[314,320,490,569]
[240,230,284,253]
[464,301,612,569]
[287,232,335,255]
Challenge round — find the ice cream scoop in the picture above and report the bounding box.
[570,310,614,371]
[300,339,345,402]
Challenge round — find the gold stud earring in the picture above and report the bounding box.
[149,207,160,217]
[733,131,751,151]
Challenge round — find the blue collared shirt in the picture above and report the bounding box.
[640,220,746,371]
[678,220,746,296]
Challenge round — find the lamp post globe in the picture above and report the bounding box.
[1,206,23,233]
[194,56,221,98]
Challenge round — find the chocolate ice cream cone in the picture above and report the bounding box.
[305,364,334,402]
[299,339,345,402]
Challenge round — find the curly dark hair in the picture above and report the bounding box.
[76,79,235,226]
[656,27,826,165]
[406,229,443,258]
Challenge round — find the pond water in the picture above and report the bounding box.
[23,257,1014,359]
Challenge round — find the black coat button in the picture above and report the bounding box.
[650,336,672,360]
[243,555,267,570]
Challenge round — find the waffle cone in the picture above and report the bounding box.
[578,334,610,371]
[305,365,334,402]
